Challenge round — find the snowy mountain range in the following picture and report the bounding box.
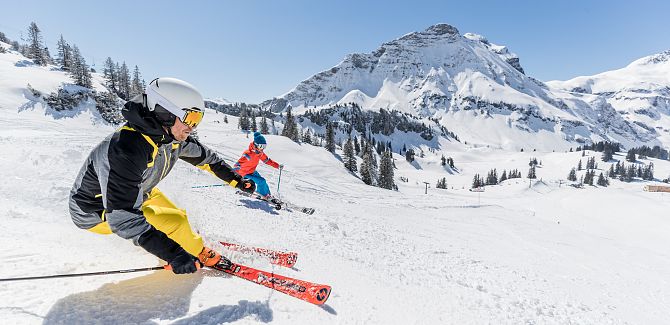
[261,24,668,151]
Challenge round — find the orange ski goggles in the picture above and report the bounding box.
[180,109,204,128]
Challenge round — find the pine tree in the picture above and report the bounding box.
[527,166,536,179]
[103,57,117,93]
[626,149,636,162]
[238,108,250,131]
[441,155,446,166]
[118,62,131,100]
[250,110,258,132]
[354,136,360,155]
[360,151,373,185]
[367,146,378,186]
[343,136,357,172]
[584,170,594,186]
[302,128,312,144]
[26,22,46,66]
[378,151,395,190]
[69,45,92,88]
[260,114,269,134]
[597,172,608,186]
[602,148,613,162]
[130,65,144,98]
[499,170,508,183]
[56,35,72,70]
[223,115,229,124]
[436,177,447,189]
[568,168,577,181]
[577,160,582,170]
[405,149,415,162]
[325,122,336,152]
[281,107,299,142]
[472,174,483,188]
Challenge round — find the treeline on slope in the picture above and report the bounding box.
[567,150,656,187]
[301,103,459,142]
[1,23,145,124]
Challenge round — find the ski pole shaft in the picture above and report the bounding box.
[277,167,283,196]
[0,266,167,282]
[191,184,225,189]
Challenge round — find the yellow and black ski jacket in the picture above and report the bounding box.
[69,97,243,260]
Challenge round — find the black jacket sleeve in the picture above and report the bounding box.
[178,136,244,185]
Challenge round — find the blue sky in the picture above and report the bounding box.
[1,0,669,103]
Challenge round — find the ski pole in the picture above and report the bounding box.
[0,265,168,282]
[191,184,225,189]
[277,166,283,198]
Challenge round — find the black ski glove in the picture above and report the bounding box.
[237,178,256,194]
[170,250,201,274]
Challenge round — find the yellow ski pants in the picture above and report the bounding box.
[88,188,204,256]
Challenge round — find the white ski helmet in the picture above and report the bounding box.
[145,77,205,127]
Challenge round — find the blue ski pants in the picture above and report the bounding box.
[244,171,271,197]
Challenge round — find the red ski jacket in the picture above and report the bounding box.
[233,142,279,176]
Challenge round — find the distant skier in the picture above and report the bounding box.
[234,132,283,205]
[69,77,256,274]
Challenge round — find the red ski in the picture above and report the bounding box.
[220,241,298,268]
[210,258,331,305]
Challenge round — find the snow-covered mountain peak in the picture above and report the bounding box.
[395,23,461,44]
[263,23,643,150]
[631,49,670,66]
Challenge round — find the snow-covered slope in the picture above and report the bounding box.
[261,24,659,150]
[2,36,670,325]
[547,50,670,146]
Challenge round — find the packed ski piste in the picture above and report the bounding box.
[1,78,329,307]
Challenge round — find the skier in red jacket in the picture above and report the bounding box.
[234,132,283,204]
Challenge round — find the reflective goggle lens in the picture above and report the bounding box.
[181,109,204,128]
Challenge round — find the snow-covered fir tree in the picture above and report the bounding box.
[499,170,508,183]
[527,166,537,179]
[103,57,117,93]
[302,128,312,145]
[568,168,577,181]
[250,110,257,132]
[260,114,269,134]
[378,151,395,190]
[343,136,357,173]
[56,35,72,71]
[472,174,483,188]
[26,22,47,66]
[597,172,609,186]
[405,149,415,162]
[238,108,250,131]
[436,177,447,189]
[69,45,92,88]
[130,65,144,98]
[118,62,131,100]
[486,169,498,185]
[325,122,335,153]
[281,107,300,142]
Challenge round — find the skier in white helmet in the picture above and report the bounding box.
[69,77,255,274]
